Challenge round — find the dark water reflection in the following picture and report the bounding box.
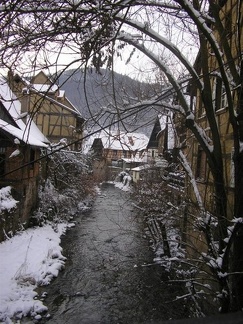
[39,183,188,323]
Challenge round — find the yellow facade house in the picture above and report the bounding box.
[7,70,85,151]
[181,0,243,312]
[187,0,241,220]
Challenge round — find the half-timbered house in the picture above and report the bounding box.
[7,71,85,151]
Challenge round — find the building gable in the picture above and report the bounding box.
[147,117,162,149]
[7,70,84,150]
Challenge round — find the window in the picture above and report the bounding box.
[214,77,227,112]
[221,87,227,109]
[195,146,206,181]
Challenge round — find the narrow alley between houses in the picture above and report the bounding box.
[35,183,188,324]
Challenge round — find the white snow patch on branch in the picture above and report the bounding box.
[9,149,21,158]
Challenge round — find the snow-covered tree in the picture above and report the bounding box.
[0,0,242,313]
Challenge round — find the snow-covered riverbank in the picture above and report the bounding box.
[0,222,74,323]
[0,179,130,323]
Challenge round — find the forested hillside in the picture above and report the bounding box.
[57,68,164,135]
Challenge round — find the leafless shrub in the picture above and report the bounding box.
[30,149,97,226]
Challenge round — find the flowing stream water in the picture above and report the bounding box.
[37,183,189,323]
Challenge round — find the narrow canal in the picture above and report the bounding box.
[39,183,189,323]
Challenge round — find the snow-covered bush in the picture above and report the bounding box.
[114,171,132,191]
[133,178,185,263]
[0,186,18,213]
[133,176,222,316]
[116,171,132,185]
[30,150,96,226]
[0,186,19,240]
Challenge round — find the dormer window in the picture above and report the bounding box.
[22,88,29,95]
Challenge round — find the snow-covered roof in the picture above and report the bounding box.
[32,83,58,93]
[97,130,149,151]
[0,119,48,147]
[0,79,49,148]
[119,157,145,163]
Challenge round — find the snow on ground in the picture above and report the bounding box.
[0,222,74,323]
[114,181,131,192]
[0,180,130,323]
